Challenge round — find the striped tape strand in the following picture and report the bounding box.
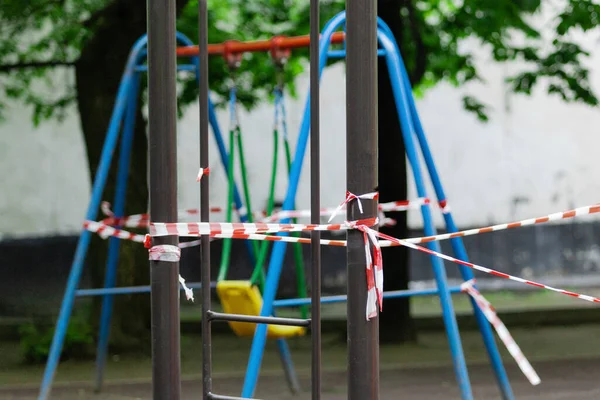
[461,279,540,386]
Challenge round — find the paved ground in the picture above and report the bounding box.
[4,324,600,399]
[0,359,600,400]
[2,357,600,399]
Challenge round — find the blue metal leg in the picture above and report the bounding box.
[447,232,514,400]
[276,338,301,393]
[94,73,141,392]
[240,17,344,397]
[404,81,514,398]
[379,31,473,399]
[375,17,512,398]
[241,239,287,397]
[419,213,473,399]
[38,73,135,400]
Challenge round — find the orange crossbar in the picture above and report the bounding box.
[176,31,345,58]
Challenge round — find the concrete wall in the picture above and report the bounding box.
[2,8,600,316]
[2,52,600,239]
[2,6,600,236]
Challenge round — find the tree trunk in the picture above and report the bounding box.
[75,1,151,353]
[74,0,189,353]
[377,0,417,343]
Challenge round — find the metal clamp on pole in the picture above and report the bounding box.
[223,40,244,70]
[270,36,291,67]
[271,36,290,99]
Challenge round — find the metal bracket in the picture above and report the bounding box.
[270,36,291,66]
[223,40,243,69]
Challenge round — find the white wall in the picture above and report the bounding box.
[2,27,600,238]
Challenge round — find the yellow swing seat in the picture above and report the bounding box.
[216,280,306,339]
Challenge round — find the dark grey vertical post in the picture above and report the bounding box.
[309,0,322,398]
[198,0,212,399]
[346,0,379,398]
[147,0,181,398]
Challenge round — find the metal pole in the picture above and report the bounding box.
[309,0,322,398]
[346,0,379,398]
[147,0,181,398]
[198,0,212,399]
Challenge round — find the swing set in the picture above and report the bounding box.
[216,46,308,339]
[38,10,520,400]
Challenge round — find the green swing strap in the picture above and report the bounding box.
[217,75,263,286]
[217,122,236,282]
[281,108,309,320]
[249,72,308,319]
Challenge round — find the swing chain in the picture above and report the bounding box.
[272,63,284,132]
[271,35,289,93]
[271,37,288,135]
[224,42,243,133]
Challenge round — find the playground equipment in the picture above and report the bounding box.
[37,27,326,398]
[38,8,528,400]
[215,49,309,338]
[38,21,345,399]
[235,12,516,399]
[216,281,305,338]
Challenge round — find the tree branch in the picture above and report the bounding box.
[0,60,75,73]
[84,0,189,29]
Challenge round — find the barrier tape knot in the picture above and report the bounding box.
[438,199,451,214]
[196,167,210,182]
[148,244,194,302]
[329,191,379,222]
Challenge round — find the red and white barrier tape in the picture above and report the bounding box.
[210,233,347,247]
[149,217,378,237]
[99,198,431,229]
[196,167,210,182]
[178,275,194,301]
[148,244,181,262]
[83,220,147,243]
[87,198,600,308]
[84,216,600,306]
[208,203,600,249]
[381,203,600,246]
[168,202,600,251]
[354,223,384,320]
[461,280,540,386]
[373,229,600,304]
[438,199,451,214]
[101,201,114,217]
[99,202,223,229]
[328,191,379,222]
[379,197,430,212]
[260,197,427,223]
[147,244,193,301]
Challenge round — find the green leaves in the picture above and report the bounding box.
[175,0,344,112]
[0,0,108,122]
[556,0,600,35]
[0,0,598,126]
[415,0,598,120]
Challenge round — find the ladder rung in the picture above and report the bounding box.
[208,311,310,327]
[209,392,263,400]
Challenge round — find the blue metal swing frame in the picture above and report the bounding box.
[240,12,515,400]
[37,32,258,400]
[38,12,515,400]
